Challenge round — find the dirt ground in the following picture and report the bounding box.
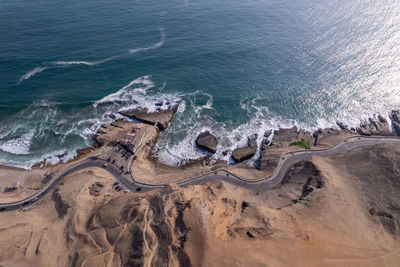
[1,144,400,266]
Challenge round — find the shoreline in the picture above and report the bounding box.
[1,108,400,171]
[0,106,399,200]
[2,135,400,210]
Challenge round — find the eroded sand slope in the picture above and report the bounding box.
[0,144,400,267]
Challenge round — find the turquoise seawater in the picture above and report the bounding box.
[1,0,400,167]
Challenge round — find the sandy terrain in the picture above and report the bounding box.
[0,166,46,202]
[0,143,399,266]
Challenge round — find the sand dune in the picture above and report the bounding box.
[0,143,399,266]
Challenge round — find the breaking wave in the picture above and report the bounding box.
[3,73,398,169]
[0,130,35,155]
[93,76,155,108]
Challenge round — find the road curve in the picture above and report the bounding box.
[1,136,399,211]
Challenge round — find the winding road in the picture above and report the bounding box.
[1,135,399,212]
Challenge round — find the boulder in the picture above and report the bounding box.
[390,110,400,135]
[232,134,258,162]
[195,131,218,153]
[356,116,392,136]
[336,121,348,130]
[264,130,272,138]
[106,114,116,120]
[119,108,176,131]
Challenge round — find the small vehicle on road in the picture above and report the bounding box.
[31,197,39,203]
[102,163,108,168]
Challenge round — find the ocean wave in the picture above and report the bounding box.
[153,98,399,167]
[17,66,48,84]
[17,28,166,84]
[129,28,166,54]
[153,106,297,166]
[93,75,155,107]
[0,130,35,155]
[52,60,96,66]
[7,73,397,170]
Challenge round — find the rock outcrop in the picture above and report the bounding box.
[195,131,218,153]
[336,121,348,130]
[232,134,258,162]
[356,115,392,136]
[390,110,400,135]
[273,126,298,143]
[259,126,315,171]
[119,108,176,131]
[312,127,344,146]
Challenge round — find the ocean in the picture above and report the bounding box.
[1,0,400,168]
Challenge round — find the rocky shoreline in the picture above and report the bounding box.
[30,105,400,170]
[190,110,400,164]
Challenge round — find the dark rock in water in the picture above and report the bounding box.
[378,115,386,123]
[155,101,163,107]
[56,153,67,160]
[119,108,177,131]
[106,114,116,120]
[264,130,272,138]
[336,121,347,130]
[356,123,370,135]
[357,116,392,136]
[391,110,400,123]
[169,102,180,112]
[222,150,229,156]
[232,134,258,162]
[248,133,258,146]
[390,110,400,135]
[195,131,218,153]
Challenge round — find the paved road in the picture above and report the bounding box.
[1,136,399,211]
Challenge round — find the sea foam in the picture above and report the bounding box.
[93,75,155,108]
[0,130,35,155]
[129,28,166,54]
[17,66,48,84]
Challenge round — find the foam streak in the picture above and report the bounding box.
[129,28,166,54]
[17,29,166,84]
